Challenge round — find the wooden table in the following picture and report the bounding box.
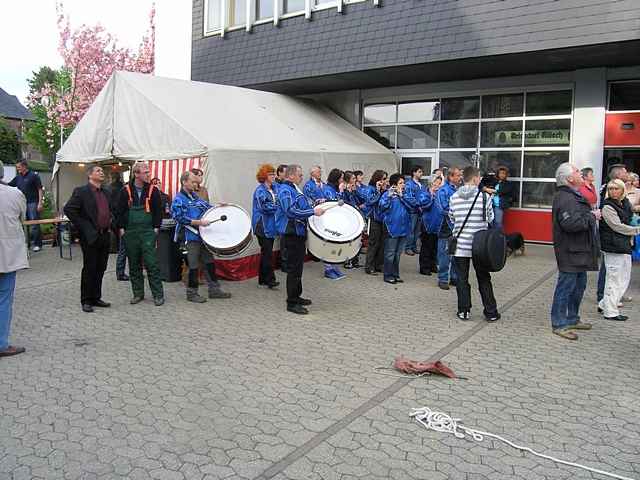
[23,218,72,260]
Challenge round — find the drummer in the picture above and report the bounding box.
[171,171,232,302]
[275,164,325,315]
[252,164,279,289]
[320,168,347,280]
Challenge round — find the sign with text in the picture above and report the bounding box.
[495,129,570,146]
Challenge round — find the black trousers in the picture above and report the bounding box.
[283,234,306,305]
[418,231,438,273]
[80,231,111,305]
[365,220,385,272]
[257,236,276,284]
[453,256,498,316]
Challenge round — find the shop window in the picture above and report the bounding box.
[364,126,396,149]
[440,123,478,149]
[207,0,223,31]
[283,0,305,13]
[521,182,555,209]
[397,124,438,149]
[439,151,476,170]
[481,121,523,148]
[524,119,571,147]
[256,0,273,19]
[609,82,640,111]
[479,151,522,178]
[482,94,524,119]
[441,97,480,120]
[522,151,569,178]
[525,91,572,116]
[229,0,246,26]
[363,104,396,125]
[397,101,440,123]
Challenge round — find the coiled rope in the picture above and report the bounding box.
[410,407,636,480]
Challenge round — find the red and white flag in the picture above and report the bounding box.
[148,156,204,200]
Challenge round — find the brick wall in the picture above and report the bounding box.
[191,0,640,89]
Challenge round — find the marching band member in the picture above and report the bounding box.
[275,164,325,315]
[171,171,231,303]
[379,173,413,284]
[321,168,347,280]
[252,164,279,289]
[115,161,165,306]
[435,167,462,290]
[418,175,443,275]
[364,170,388,275]
[303,165,325,201]
[342,171,363,269]
[404,166,425,256]
[275,164,287,184]
[190,168,209,202]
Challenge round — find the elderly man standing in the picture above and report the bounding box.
[550,163,600,340]
[0,161,28,357]
[115,162,165,306]
[276,164,324,314]
[172,171,231,303]
[64,165,114,313]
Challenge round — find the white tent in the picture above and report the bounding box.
[55,71,397,278]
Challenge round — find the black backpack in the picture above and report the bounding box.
[472,194,507,272]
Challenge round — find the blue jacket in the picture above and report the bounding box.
[435,181,458,236]
[418,189,440,234]
[364,186,385,222]
[252,183,278,238]
[171,190,212,242]
[404,178,424,214]
[276,181,315,237]
[303,179,325,204]
[379,190,412,238]
[321,183,342,201]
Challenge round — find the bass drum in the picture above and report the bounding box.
[307,201,365,263]
[199,204,253,257]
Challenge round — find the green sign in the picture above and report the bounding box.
[495,130,570,146]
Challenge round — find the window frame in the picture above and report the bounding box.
[607,79,640,113]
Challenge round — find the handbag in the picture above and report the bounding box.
[448,189,482,254]
[472,193,507,272]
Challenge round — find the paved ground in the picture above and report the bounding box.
[1,244,639,480]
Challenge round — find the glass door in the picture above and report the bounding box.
[398,150,437,187]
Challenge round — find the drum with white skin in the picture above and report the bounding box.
[199,204,252,257]
[307,201,365,263]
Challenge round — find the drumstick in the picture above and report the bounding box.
[209,215,228,224]
[323,200,345,211]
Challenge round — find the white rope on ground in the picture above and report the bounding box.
[409,406,637,480]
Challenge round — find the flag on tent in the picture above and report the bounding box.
[148,157,204,199]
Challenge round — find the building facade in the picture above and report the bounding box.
[191,0,640,241]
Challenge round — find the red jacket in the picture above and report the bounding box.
[579,183,598,208]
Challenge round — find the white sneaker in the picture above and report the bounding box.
[32,246,41,252]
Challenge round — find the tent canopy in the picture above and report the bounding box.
[56,71,395,164]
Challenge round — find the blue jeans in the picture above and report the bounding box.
[493,206,504,230]
[597,258,606,302]
[0,272,17,351]
[116,235,127,277]
[26,202,42,248]
[384,236,406,280]
[550,271,587,330]
[405,214,420,252]
[437,238,458,284]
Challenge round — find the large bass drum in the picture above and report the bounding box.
[307,201,365,263]
[199,204,252,257]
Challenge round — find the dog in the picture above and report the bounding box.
[506,232,525,257]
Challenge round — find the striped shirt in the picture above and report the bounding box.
[449,186,494,258]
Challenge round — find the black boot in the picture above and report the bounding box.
[187,269,207,303]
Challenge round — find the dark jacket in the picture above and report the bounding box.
[552,186,600,272]
[115,182,163,229]
[64,183,114,245]
[599,198,634,254]
[495,180,517,209]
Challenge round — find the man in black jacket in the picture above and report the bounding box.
[115,162,165,306]
[64,165,113,313]
[550,163,600,341]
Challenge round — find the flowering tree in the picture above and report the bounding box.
[27,2,155,152]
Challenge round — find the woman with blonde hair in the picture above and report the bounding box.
[599,178,640,321]
[251,164,279,289]
[625,172,640,213]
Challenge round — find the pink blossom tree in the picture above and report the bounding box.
[28,2,155,151]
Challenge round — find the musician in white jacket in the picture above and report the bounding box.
[0,160,28,357]
[449,166,499,323]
